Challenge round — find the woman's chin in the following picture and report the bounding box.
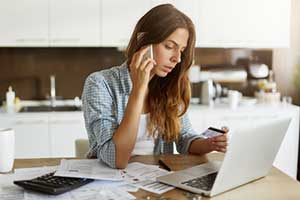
[155,71,169,77]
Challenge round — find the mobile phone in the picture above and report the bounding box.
[142,44,153,61]
[202,127,226,139]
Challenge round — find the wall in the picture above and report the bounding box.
[0,48,125,101]
[273,0,300,105]
[0,47,272,102]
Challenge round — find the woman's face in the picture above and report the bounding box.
[152,28,189,77]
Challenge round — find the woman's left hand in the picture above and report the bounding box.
[208,133,228,153]
[208,127,229,153]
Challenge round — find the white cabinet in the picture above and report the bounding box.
[196,0,290,48]
[0,114,50,158]
[188,104,300,179]
[0,0,291,47]
[0,0,48,46]
[49,114,87,157]
[49,0,101,46]
[101,0,152,47]
[0,112,87,158]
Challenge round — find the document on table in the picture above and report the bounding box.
[0,166,57,200]
[54,159,123,181]
[122,162,174,194]
[24,184,135,200]
[0,166,135,200]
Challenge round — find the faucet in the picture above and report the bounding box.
[50,75,56,107]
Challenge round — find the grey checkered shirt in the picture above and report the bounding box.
[82,62,204,168]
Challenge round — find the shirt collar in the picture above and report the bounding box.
[119,61,132,95]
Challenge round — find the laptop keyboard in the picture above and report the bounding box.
[181,172,218,191]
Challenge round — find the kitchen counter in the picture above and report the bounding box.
[187,103,299,180]
[1,101,299,180]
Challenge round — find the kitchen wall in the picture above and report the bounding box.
[0,48,125,101]
[273,0,300,105]
[0,47,272,103]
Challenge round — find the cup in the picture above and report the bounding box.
[282,96,292,105]
[228,90,241,109]
[0,128,15,173]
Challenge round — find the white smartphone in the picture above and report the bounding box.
[201,127,226,139]
[143,44,153,61]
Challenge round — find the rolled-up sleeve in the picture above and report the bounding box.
[82,74,118,168]
[176,112,204,154]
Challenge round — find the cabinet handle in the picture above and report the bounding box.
[16,38,47,43]
[50,120,82,124]
[50,38,80,43]
[14,120,47,125]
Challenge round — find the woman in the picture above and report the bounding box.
[82,4,228,169]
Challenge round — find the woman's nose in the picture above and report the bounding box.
[171,50,181,63]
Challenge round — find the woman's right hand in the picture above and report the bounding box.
[129,46,156,92]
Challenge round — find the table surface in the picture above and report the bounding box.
[13,153,300,200]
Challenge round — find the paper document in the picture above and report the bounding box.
[54,159,123,181]
[24,184,135,200]
[0,185,24,200]
[122,162,174,194]
[0,166,57,200]
[1,166,135,200]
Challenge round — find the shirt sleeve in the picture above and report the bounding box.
[82,74,118,168]
[176,112,205,154]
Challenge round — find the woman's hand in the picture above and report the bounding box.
[129,46,156,92]
[206,127,229,153]
[189,127,229,155]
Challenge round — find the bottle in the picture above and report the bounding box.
[6,86,15,107]
[265,70,277,93]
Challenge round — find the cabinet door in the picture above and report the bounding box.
[0,0,48,46]
[49,114,88,157]
[101,0,152,47]
[197,0,290,48]
[1,115,50,158]
[49,0,100,47]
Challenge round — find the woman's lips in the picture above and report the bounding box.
[162,66,173,73]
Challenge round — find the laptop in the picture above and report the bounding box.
[157,117,291,197]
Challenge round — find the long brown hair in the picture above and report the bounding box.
[126,4,196,142]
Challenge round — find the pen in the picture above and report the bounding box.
[158,159,171,171]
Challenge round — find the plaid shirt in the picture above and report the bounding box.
[82,62,204,168]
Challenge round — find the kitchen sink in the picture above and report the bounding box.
[19,105,82,112]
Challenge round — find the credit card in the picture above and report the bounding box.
[202,127,226,139]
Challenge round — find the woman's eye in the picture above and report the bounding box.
[165,45,173,49]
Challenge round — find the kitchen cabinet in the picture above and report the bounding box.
[0,112,87,158]
[188,104,300,180]
[102,0,290,48]
[49,113,87,157]
[196,0,290,48]
[49,0,101,46]
[0,114,50,158]
[0,0,291,47]
[0,0,48,46]
[101,0,152,47]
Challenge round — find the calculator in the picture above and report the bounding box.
[14,172,94,195]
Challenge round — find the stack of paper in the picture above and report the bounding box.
[0,160,174,200]
[54,159,123,181]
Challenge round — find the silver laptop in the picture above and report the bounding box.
[157,117,291,197]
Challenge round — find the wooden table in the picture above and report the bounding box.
[13,153,300,200]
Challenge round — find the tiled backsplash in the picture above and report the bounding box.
[0,48,272,101]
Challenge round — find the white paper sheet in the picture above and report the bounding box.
[54,159,122,181]
[1,166,135,200]
[0,185,24,200]
[122,162,174,194]
[0,166,57,200]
